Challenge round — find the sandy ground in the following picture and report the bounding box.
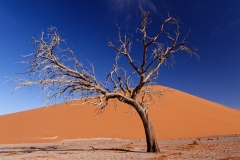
[0,134,240,160]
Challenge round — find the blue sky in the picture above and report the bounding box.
[0,0,240,115]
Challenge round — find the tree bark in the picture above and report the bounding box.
[137,106,160,153]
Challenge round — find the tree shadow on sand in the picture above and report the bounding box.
[0,145,147,155]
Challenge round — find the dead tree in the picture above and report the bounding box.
[9,8,198,153]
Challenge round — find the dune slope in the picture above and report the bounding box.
[0,86,240,144]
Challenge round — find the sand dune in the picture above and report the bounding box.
[0,86,240,144]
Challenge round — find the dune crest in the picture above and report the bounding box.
[0,86,240,144]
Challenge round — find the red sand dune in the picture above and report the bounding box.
[0,86,240,144]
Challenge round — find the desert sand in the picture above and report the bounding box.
[0,86,240,144]
[1,135,240,159]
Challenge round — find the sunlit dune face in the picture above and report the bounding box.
[0,86,240,144]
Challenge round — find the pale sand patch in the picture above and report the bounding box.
[41,136,58,140]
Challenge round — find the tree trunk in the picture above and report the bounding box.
[137,108,160,153]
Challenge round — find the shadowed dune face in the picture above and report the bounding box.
[0,86,240,144]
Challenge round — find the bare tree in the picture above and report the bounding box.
[9,8,198,153]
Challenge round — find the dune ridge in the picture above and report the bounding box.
[0,86,240,144]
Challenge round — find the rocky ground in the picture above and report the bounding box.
[0,134,240,160]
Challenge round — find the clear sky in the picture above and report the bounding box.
[1,0,240,115]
